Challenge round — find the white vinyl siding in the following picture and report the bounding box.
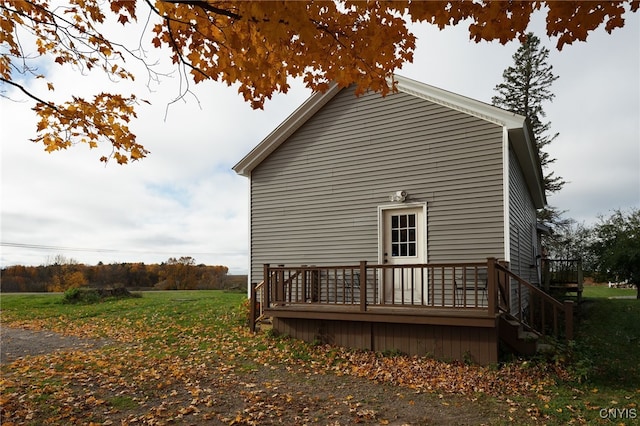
[250,87,505,282]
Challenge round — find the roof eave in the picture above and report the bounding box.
[232,83,343,177]
[394,75,525,129]
[508,124,547,209]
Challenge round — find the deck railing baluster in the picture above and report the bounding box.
[440,266,445,307]
[421,267,425,305]
[473,267,479,308]
[359,261,367,311]
[429,266,434,306]
[400,267,405,305]
[301,266,307,302]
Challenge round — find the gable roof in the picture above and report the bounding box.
[233,75,545,207]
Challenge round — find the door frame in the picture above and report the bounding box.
[377,202,428,265]
[377,202,428,304]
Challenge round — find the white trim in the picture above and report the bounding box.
[394,75,525,129]
[377,202,428,265]
[233,83,342,177]
[246,177,253,298]
[503,127,511,263]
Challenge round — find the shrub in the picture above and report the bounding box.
[62,286,140,304]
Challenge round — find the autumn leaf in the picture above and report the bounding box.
[1,0,637,164]
[1,291,581,425]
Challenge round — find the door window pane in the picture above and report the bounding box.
[390,213,417,258]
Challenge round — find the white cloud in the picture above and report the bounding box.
[2,8,639,271]
[0,49,309,272]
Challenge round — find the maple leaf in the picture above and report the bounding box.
[1,0,637,163]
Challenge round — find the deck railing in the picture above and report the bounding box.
[542,258,583,302]
[250,258,573,341]
[249,279,265,333]
[262,261,494,310]
[496,262,574,340]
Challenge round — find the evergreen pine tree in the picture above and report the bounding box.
[492,33,566,228]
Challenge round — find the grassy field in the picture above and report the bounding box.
[1,287,638,425]
[583,284,636,299]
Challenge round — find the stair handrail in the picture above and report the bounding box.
[493,260,574,341]
[249,280,265,333]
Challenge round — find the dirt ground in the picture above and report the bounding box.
[1,326,526,425]
[0,326,111,363]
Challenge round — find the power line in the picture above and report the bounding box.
[1,242,117,253]
[0,242,246,256]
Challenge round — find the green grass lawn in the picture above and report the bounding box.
[582,285,637,299]
[1,288,639,425]
[533,285,639,424]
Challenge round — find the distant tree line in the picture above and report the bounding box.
[0,256,244,293]
[547,208,639,298]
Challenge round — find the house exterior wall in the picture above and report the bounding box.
[249,86,506,284]
[508,148,538,282]
[507,147,539,313]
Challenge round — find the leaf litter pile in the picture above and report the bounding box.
[1,294,571,425]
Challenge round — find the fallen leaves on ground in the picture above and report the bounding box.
[1,302,570,425]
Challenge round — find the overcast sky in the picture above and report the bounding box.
[1,8,638,273]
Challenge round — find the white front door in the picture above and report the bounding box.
[381,205,426,304]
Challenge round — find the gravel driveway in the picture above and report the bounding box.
[0,327,111,363]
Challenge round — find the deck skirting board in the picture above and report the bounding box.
[272,316,499,365]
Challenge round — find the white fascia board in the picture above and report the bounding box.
[502,127,511,263]
[509,126,546,208]
[394,75,526,130]
[246,177,252,298]
[232,83,343,177]
[395,75,545,208]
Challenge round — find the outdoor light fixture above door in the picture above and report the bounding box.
[389,190,407,202]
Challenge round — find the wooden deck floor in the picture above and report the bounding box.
[265,303,497,328]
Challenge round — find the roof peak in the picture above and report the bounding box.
[233,76,530,178]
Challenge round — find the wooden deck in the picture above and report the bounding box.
[266,304,498,327]
[251,258,574,365]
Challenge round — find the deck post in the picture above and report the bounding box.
[277,264,285,303]
[486,258,497,316]
[564,300,574,340]
[249,282,257,333]
[543,258,551,292]
[577,259,584,304]
[263,264,271,308]
[301,265,307,302]
[359,260,367,312]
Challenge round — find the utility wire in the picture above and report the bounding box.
[1,242,117,253]
[0,242,245,256]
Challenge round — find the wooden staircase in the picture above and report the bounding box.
[499,314,540,356]
[495,260,576,357]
